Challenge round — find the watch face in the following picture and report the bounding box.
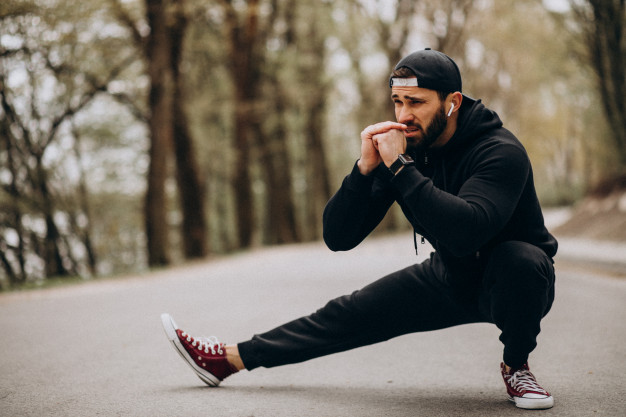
[399,154,414,164]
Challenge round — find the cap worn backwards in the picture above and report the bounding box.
[389,48,462,93]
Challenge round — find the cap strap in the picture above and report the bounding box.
[390,77,418,87]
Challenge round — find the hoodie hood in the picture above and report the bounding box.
[436,95,504,156]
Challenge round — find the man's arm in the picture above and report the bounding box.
[392,141,530,257]
[322,162,395,251]
[322,121,406,251]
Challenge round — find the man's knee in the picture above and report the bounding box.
[480,241,556,328]
[485,241,555,292]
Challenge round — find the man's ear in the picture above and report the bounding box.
[447,92,463,116]
[452,92,463,110]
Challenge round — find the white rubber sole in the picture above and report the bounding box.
[509,394,554,410]
[160,313,221,386]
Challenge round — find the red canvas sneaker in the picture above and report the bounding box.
[501,362,554,409]
[161,313,238,386]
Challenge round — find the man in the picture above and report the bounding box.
[161,49,557,410]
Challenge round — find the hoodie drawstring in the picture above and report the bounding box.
[413,231,426,256]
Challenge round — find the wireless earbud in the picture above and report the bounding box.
[447,103,455,117]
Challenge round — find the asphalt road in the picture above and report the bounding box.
[1,233,625,416]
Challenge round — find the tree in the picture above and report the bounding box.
[143,0,174,266]
[255,0,301,245]
[170,0,208,258]
[111,0,208,264]
[572,0,626,174]
[296,1,333,240]
[0,0,135,283]
[218,0,262,249]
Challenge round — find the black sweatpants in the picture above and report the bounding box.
[238,241,555,371]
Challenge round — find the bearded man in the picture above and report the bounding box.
[162,49,557,410]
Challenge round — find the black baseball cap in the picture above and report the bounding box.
[389,48,462,93]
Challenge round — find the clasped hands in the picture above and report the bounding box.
[357,121,408,176]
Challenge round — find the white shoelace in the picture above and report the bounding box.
[181,332,224,355]
[506,369,547,394]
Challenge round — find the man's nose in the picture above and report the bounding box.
[396,107,414,124]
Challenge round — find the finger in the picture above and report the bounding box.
[371,136,379,150]
[362,122,407,139]
[373,121,407,132]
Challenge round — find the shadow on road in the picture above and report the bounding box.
[158,383,515,416]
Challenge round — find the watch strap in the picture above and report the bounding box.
[389,154,414,175]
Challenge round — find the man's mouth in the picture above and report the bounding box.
[404,126,421,136]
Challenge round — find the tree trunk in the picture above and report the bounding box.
[36,160,70,278]
[72,129,97,275]
[0,122,28,284]
[304,92,332,241]
[170,0,208,258]
[257,80,299,245]
[222,0,261,248]
[254,0,300,245]
[231,94,255,248]
[144,0,173,266]
[586,0,626,169]
[299,13,332,241]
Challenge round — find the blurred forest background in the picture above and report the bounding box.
[1,0,624,290]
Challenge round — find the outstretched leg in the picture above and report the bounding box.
[238,256,478,370]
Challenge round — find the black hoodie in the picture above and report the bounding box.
[323,96,558,275]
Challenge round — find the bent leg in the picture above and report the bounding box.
[479,241,555,368]
[239,256,477,370]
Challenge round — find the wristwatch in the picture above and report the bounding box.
[388,154,414,175]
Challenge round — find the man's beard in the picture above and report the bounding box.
[406,102,448,152]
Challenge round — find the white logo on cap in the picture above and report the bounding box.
[390,78,419,87]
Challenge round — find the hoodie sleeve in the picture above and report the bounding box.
[390,141,530,257]
[322,162,395,251]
